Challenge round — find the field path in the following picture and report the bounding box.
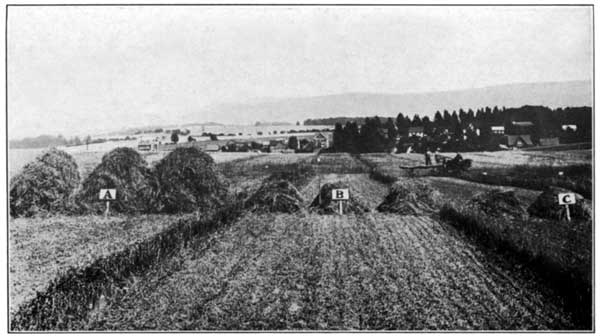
[84,174,575,330]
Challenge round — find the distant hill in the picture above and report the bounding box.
[192,80,591,124]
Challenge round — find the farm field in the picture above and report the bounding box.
[362,149,592,172]
[9,150,591,330]
[81,174,575,330]
[458,149,592,168]
[9,213,196,317]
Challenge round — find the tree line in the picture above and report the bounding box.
[330,105,591,153]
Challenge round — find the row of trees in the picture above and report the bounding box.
[331,105,592,153]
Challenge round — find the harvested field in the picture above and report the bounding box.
[83,211,575,330]
[423,176,541,207]
[300,174,388,209]
[312,153,371,173]
[218,153,315,179]
[434,176,592,328]
[459,150,591,168]
[74,174,579,330]
[9,213,195,317]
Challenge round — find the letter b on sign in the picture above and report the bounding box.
[331,188,349,200]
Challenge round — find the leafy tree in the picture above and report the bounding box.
[171,131,179,144]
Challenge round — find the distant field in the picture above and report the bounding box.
[9,148,271,180]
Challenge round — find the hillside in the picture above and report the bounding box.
[194,80,591,124]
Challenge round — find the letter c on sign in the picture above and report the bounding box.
[562,194,572,204]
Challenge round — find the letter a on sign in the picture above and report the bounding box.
[99,189,117,200]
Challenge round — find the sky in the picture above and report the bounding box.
[7,6,593,138]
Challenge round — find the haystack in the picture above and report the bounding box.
[10,149,80,217]
[376,180,441,215]
[153,147,228,213]
[468,189,527,219]
[245,179,304,213]
[78,147,153,214]
[528,186,591,221]
[309,182,369,214]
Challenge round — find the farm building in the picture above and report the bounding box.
[313,132,332,148]
[503,134,534,148]
[205,144,220,152]
[408,127,425,137]
[269,143,288,153]
[491,126,505,135]
[510,121,535,134]
[539,137,560,146]
[137,140,158,151]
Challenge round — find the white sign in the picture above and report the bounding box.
[99,189,117,201]
[558,193,576,205]
[331,189,349,200]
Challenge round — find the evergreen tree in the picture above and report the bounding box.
[411,114,422,126]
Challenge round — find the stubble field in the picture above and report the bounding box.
[9,150,590,330]
[81,173,575,330]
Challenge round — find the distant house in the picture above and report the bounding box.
[270,143,288,153]
[313,132,331,148]
[137,140,157,151]
[562,124,578,131]
[491,126,505,135]
[225,140,250,152]
[205,144,220,152]
[510,121,535,135]
[512,121,534,127]
[539,137,560,147]
[408,127,424,137]
[503,134,534,148]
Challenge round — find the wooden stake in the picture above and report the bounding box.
[339,200,343,215]
[565,204,571,222]
[105,201,110,217]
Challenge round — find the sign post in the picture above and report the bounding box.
[331,188,349,215]
[99,189,117,217]
[316,157,321,205]
[558,192,576,222]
